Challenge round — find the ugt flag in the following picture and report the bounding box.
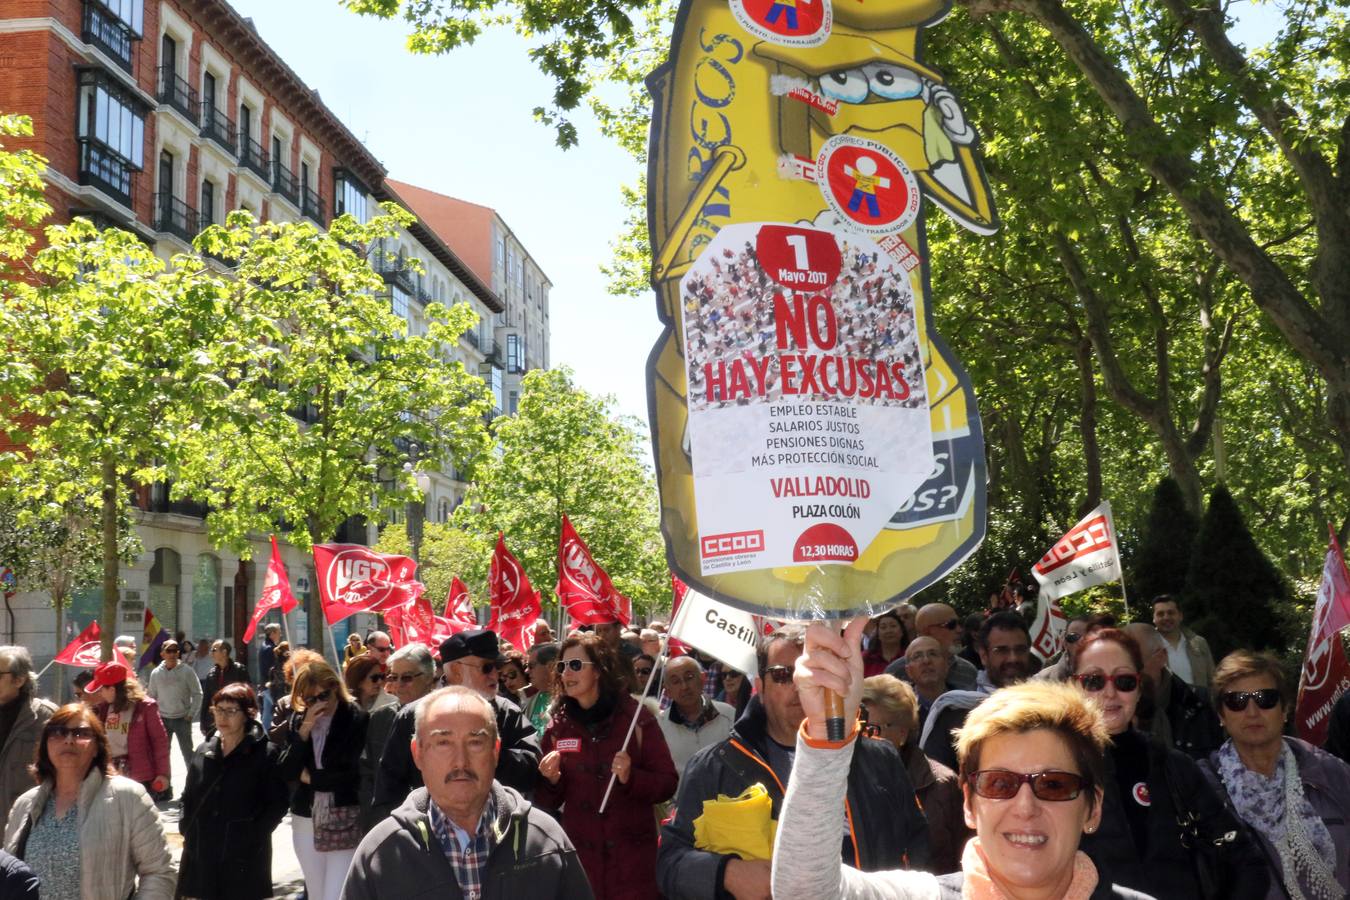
[53,621,103,667]
[556,515,630,626]
[444,577,477,628]
[243,535,299,643]
[488,534,540,651]
[385,591,436,649]
[313,543,422,625]
[1295,526,1350,745]
[1031,501,1122,603]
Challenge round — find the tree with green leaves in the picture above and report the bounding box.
[1185,484,1291,658]
[174,209,492,651]
[373,521,490,612]
[1128,477,1199,607]
[452,367,667,620]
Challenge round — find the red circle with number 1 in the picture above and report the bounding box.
[755,225,841,292]
[817,135,921,235]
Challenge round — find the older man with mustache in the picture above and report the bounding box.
[342,686,593,899]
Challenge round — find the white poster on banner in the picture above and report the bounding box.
[668,586,765,676]
[681,221,934,575]
[1031,502,1123,603]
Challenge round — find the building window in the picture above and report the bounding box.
[390,286,409,321]
[334,170,369,223]
[239,103,251,142]
[102,0,144,32]
[506,333,524,374]
[76,68,146,204]
[82,0,143,71]
[495,236,505,271]
[200,179,215,228]
[509,390,519,415]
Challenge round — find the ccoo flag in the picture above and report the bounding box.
[313,543,422,625]
[1031,501,1123,603]
[556,515,630,626]
[668,585,761,675]
[243,536,299,643]
[1295,526,1350,745]
[489,534,540,651]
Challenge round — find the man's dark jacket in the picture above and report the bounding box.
[199,660,250,732]
[656,696,929,899]
[340,783,593,900]
[372,694,539,820]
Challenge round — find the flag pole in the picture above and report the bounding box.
[599,634,669,815]
[1118,573,1131,617]
[325,623,341,667]
[33,660,55,681]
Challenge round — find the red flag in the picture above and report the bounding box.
[313,543,422,625]
[1295,526,1350,745]
[243,536,299,643]
[668,574,690,657]
[53,621,103,667]
[489,534,540,651]
[385,591,437,649]
[555,515,630,626]
[444,577,477,628]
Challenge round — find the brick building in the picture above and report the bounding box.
[0,0,533,685]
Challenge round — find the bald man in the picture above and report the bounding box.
[884,603,978,690]
[1122,622,1221,759]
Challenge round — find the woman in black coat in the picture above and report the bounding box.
[1074,629,1269,900]
[275,659,368,900]
[178,683,289,899]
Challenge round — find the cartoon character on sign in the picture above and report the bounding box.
[646,0,996,616]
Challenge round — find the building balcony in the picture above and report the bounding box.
[485,343,506,369]
[152,191,199,244]
[82,1,136,72]
[199,106,236,154]
[239,136,270,182]
[156,66,198,124]
[300,184,324,223]
[77,139,136,207]
[463,329,480,349]
[372,254,414,293]
[273,162,299,205]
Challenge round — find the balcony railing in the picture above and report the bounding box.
[153,191,199,244]
[273,162,299,205]
[463,329,480,349]
[372,254,415,293]
[486,342,506,369]
[77,139,135,206]
[300,184,324,223]
[199,105,236,153]
[156,66,198,124]
[82,1,136,71]
[239,136,269,182]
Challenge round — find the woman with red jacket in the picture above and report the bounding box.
[537,632,678,900]
[88,660,171,799]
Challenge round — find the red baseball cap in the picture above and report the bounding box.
[85,660,129,693]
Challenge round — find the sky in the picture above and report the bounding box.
[226,0,1281,434]
[227,0,661,426]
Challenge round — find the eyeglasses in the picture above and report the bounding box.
[453,660,497,675]
[1076,672,1140,693]
[634,667,654,679]
[389,672,426,684]
[968,769,1089,802]
[369,644,392,653]
[48,726,96,742]
[763,665,794,685]
[1064,632,1083,644]
[939,618,960,631]
[211,706,244,718]
[303,689,332,706]
[367,673,387,684]
[1221,689,1281,712]
[555,659,597,674]
[162,649,180,655]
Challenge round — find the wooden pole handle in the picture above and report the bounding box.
[824,689,846,741]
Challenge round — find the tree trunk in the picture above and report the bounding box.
[1074,338,1103,515]
[52,595,65,704]
[100,454,118,663]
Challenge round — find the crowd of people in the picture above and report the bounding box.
[682,239,923,411]
[0,592,1345,899]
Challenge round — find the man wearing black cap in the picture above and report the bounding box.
[371,629,540,824]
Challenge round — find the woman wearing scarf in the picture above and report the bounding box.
[536,632,678,900]
[276,659,368,900]
[771,617,1153,900]
[1200,651,1350,900]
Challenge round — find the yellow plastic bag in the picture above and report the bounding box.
[692,782,778,860]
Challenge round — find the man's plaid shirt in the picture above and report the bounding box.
[428,793,499,900]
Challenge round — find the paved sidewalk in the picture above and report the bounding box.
[162,722,306,899]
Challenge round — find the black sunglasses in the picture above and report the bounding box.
[453,661,496,675]
[763,665,794,685]
[1076,672,1140,693]
[1064,632,1083,644]
[367,673,386,684]
[969,769,1089,802]
[304,689,332,706]
[48,726,96,742]
[390,672,426,684]
[1221,689,1281,712]
[939,618,960,630]
[555,659,596,674]
[634,667,654,678]
[162,648,180,655]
